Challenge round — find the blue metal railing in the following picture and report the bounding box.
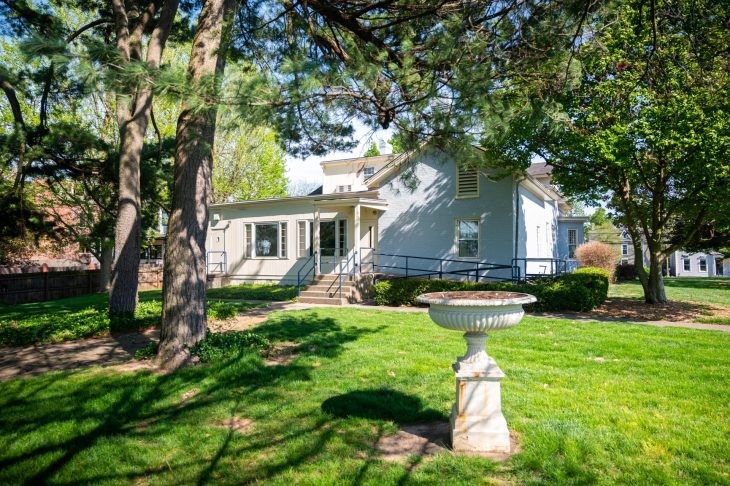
[337,250,358,301]
[296,253,316,296]
[359,247,517,282]
[206,251,227,274]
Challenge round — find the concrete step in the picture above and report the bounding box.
[299,296,345,305]
[299,289,352,299]
[304,284,356,292]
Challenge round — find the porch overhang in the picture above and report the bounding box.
[313,197,388,212]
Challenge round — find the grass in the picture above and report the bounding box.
[609,277,730,307]
[1,308,729,484]
[0,290,261,347]
[206,283,297,301]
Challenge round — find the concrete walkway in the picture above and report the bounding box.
[1,301,728,382]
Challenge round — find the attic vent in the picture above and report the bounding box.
[456,165,479,198]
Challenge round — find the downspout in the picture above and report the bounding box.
[513,174,526,282]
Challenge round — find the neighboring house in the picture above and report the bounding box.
[591,226,728,278]
[667,251,728,277]
[206,147,587,285]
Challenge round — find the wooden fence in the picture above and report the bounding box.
[0,270,102,305]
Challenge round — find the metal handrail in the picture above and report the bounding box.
[360,247,517,282]
[511,257,566,281]
[206,251,227,274]
[297,253,316,297]
[338,250,358,301]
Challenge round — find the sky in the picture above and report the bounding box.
[285,120,392,185]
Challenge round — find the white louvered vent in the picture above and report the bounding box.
[456,165,479,198]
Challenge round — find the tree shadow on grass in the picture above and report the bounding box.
[0,313,382,485]
[322,388,446,424]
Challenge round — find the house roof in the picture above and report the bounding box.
[319,154,398,167]
[209,190,384,209]
[527,162,552,177]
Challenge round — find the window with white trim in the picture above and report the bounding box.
[337,219,347,256]
[622,244,629,256]
[568,229,577,259]
[363,166,375,178]
[243,223,252,258]
[456,165,479,198]
[456,219,479,258]
[297,220,312,258]
[699,256,707,272]
[280,222,287,259]
[254,223,279,257]
[683,256,691,271]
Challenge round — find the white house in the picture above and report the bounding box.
[205,146,587,299]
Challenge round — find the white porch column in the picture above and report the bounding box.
[353,204,360,269]
[313,207,320,276]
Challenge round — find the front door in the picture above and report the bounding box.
[318,220,347,273]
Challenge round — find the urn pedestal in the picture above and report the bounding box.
[416,291,537,454]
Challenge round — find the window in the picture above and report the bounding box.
[622,244,629,256]
[536,226,542,255]
[280,222,287,259]
[363,166,375,178]
[337,219,347,256]
[297,221,310,258]
[243,223,253,258]
[699,256,707,272]
[683,256,691,271]
[716,258,724,276]
[254,223,279,257]
[456,219,479,258]
[568,229,577,259]
[456,165,479,198]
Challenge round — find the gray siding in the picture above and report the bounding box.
[375,150,515,280]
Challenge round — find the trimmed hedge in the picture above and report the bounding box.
[373,267,609,312]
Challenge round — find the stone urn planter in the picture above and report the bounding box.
[416,291,537,454]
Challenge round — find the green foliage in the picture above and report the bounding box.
[0,291,262,346]
[363,142,380,157]
[134,342,159,360]
[211,124,288,203]
[189,331,270,363]
[373,269,609,312]
[206,283,297,301]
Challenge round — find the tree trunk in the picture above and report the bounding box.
[108,0,180,315]
[156,0,236,370]
[99,242,114,292]
[636,249,667,304]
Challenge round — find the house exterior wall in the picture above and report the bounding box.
[374,150,515,280]
[208,201,351,285]
[670,250,727,277]
[321,156,393,194]
[556,220,586,270]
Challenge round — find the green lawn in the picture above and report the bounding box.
[1,308,728,484]
[206,282,297,301]
[609,277,730,307]
[0,290,260,347]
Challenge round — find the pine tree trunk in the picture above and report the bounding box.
[156,0,235,370]
[108,0,179,315]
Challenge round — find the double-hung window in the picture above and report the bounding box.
[699,256,707,272]
[456,219,479,259]
[568,229,577,259]
[622,244,629,256]
[363,166,375,178]
[682,256,691,271]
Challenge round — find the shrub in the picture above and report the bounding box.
[616,263,637,281]
[207,301,238,320]
[373,269,609,312]
[190,331,270,362]
[575,241,619,281]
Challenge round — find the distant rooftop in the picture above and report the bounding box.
[527,162,552,177]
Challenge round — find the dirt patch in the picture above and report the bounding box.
[587,299,730,322]
[263,341,300,366]
[374,423,520,462]
[212,416,255,433]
